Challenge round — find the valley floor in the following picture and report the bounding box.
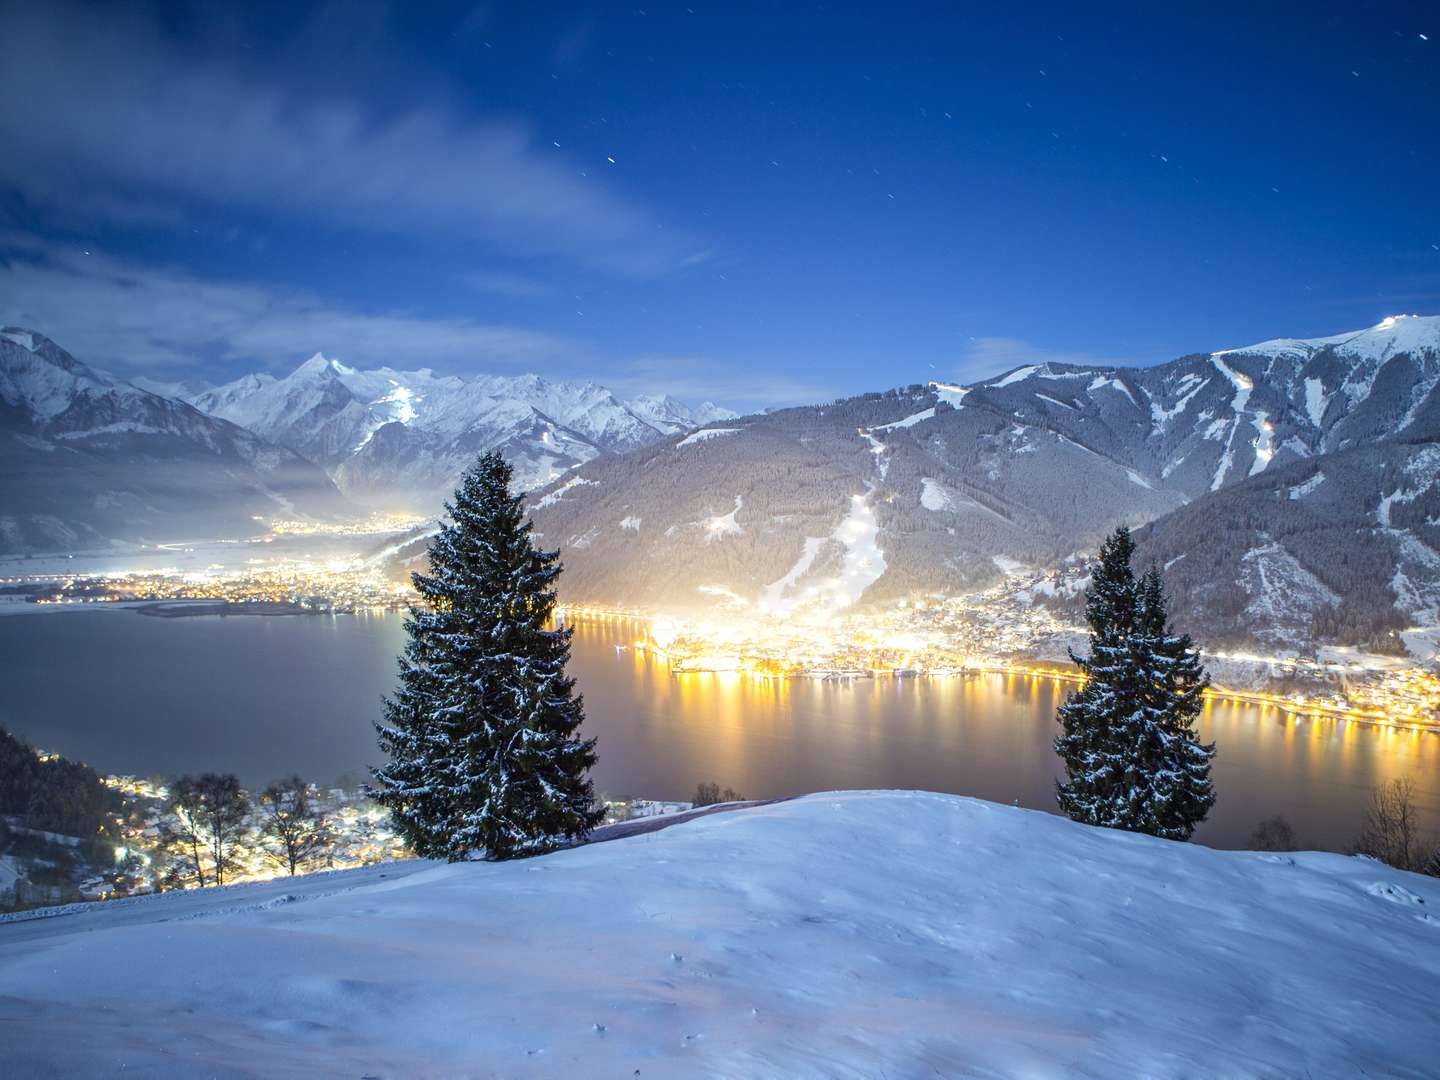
[2,792,1437,1078]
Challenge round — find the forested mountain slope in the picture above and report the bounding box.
[1135,439,1440,649]
[528,316,1440,644]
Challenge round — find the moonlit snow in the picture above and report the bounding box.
[919,476,952,511]
[3,792,1436,1077]
[676,426,740,447]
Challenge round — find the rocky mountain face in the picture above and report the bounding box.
[0,328,351,553]
[527,316,1440,649]
[184,358,736,509]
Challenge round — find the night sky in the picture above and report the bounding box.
[1,1,1436,410]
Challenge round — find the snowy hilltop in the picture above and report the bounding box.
[3,791,1436,1077]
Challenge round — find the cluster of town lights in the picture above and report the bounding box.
[556,601,1440,736]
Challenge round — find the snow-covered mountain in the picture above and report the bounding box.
[4,792,1435,1076]
[625,393,740,434]
[179,357,737,508]
[526,316,1440,647]
[1133,439,1440,650]
[931,313,1440,500]
[0,328,351,553]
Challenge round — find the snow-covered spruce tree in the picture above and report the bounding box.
[1054,526,1216,840]
[371,451,602,861]
[1127,567,1216,838]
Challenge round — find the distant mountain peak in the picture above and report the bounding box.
[0,325,130,417]
[291,352,356,379]
[172,352,734,506]
[1213,313,1440,363]
[0,328,351,553]
[1,327,41,353]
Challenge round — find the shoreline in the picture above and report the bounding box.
[0,598,319,618]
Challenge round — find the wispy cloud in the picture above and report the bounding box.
[950,336,1144,384]
[0,1,699,276]
[460,272,559,300]
[0,236,577,375]
[0,237,786,416]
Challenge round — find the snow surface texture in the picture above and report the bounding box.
[676,426,740,448]
[6,791,1436,1078]
[929,380,969,408]
[920,476,952,511]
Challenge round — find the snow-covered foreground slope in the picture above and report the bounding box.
[3,792,1437,1077]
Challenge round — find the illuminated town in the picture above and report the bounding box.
[556,577,1440,735]
[263,510,432,537]
[6,543,1437,738]
[85,776,410,902]
[11,773,692,907]
[3,559,415,614]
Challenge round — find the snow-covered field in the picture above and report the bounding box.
[3,792,1437,1078]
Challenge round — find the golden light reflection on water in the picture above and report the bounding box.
[559,601,1440,734]
[566,616,1440,852]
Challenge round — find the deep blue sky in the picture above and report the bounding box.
[1,1,1436,409]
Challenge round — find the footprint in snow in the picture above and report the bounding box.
[1365,881,1426,906]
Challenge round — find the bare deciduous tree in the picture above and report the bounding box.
[161,778,211,888]
[692,781,745,808]
[1354,778,1429,872]
[162,773,250,887]
[1248,815,1299,851]
[258,775,330,876]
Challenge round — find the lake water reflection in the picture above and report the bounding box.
[1,609,1436,851]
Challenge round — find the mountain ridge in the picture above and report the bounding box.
[525,315,1440,649]
[0,327,351,553]
[180,354,737,507]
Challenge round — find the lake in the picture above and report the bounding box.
[2,609,1437,851]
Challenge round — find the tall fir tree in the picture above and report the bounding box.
[1055,526,1216,840]
[1126,567,1216,838]
[372,451,602,860]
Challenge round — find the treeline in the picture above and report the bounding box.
[1137,441,1437,651]
[157,773,346,889]
[0,725,120,842]
[1249,778,1440,878]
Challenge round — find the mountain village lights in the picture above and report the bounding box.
[552,597,1440,735]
